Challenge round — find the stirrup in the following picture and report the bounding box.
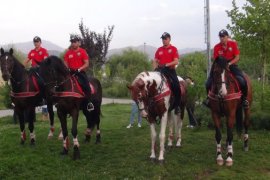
[242,99,249,109]
[202,98,210,108]
[87,102,94,112]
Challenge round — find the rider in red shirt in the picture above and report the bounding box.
[24,36,49,67]
[204,29,249,108]
[153,32,181,114]
[64,35,94,111]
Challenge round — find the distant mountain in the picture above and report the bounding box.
[1,40,64,56]
[107,45,202,60]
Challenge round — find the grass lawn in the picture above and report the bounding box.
[0,104,270,179]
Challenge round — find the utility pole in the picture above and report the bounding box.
[204,0,211,77]
[143,42,146,55]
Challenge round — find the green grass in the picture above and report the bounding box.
[0,104,270,179]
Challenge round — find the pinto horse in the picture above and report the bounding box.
[39,56,102,160]
[0,48,54,144]
[128,71,187,163]
[208,57,252,166]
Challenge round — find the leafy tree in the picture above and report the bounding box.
[76,20,114,76]
[227,0,270,103]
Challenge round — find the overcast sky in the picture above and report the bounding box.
[0,0,245,50]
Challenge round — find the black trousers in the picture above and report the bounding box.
[76,71,92,98]
[158,67,181,107]
[205,65,247,97]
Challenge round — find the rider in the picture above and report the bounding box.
[153,32,181,114]
[64,35,94,111]
[24,36,48,67]
[24,36,48,96]
[204,29,249,108]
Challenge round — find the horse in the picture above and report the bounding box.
[208,57,252,166]
[128,71,188,163]
[0,48,54,145]
[39,56,102,160]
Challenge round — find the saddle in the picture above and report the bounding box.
[53,76,95,98]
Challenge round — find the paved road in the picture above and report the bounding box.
[0,98,132,118]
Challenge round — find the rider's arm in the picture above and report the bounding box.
[152,59,159,69]
[165,58,179,67]
[23,59,31,67]
[229,55,239,66]
[78,59,89,72]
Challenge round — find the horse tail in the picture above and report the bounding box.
[236,107,243,136]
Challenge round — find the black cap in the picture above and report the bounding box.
[161,32,171,39]
[70,35,80,42]
[33,36,41,42]
[219,29,229,37]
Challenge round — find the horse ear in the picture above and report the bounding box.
[0,48,4,55]
[9,48,13,55]
[127,84,133,90]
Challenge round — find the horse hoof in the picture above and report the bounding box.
[58,137,63,141]
[150,157,156,163]
[216,159,224,166]
[175,144,182,148]
[95,140,101,144]
[30,139,36,146]
[60,148,68,155]
[158,160,165,165]
[226,157,233,167]
[20,139,25,145]
[47,135,53,140]
[244,146,249,152]
[84,135,91,143]
[167,145,173,150]
[73,146,80,160]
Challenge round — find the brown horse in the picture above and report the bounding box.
[39,56,102,160]
[128,71,187,163]
[0,48,54,145]
[208,57,252,166]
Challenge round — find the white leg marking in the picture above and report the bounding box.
[158,112,168,161]
[150,123,157,159]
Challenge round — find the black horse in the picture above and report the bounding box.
[0,48,54,145]
[39,56,102,160]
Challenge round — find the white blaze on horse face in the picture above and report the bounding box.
[5,56,8,60]
[220,70,227,96]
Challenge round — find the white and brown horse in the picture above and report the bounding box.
[128,71,187,163]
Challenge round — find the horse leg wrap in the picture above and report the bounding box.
[73,137,80,148]
[63,137,69,150]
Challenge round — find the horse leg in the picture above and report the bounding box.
[158,112,168,163]
[58,110,69,155]
[71,109,80,160]
[17,108,26,144]
[212,112,223,166]
[149,123,157,161]
[28,107,36,145]
[225,114,236,166]
[47,102,55,139]
[167,112,174,148]
[95,118,101,144]
[175,107,184,147]
[243,108,250,151]
[83,108,92,143]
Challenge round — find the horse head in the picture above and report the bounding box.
[39,56,69,94]
[0,48,15,81]
[128,72,164,119]
[212,56,230,96]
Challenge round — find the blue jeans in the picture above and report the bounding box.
[129,102,142,124]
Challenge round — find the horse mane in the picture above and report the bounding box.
[133,71,162,89]
[214,56,228,70]
[0,51,25,75]
[41,56,69,75]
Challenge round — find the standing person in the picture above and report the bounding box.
[64,35,94,111]
[153,32,181,114]
[126,101,142,128]
[204,29,249,108]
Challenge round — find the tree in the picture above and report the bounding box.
[76,20,114,76]
[227,0,270,101]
